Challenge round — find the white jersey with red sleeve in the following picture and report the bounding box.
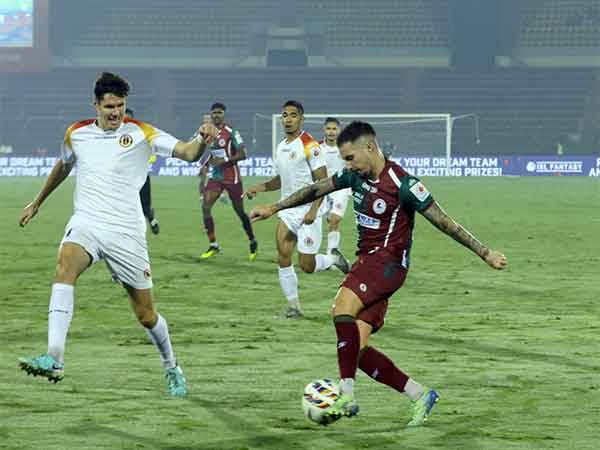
[274,130,325,199]
[61,117,178,234]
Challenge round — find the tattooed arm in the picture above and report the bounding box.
[420,201,508,270]
[249,177,338,222]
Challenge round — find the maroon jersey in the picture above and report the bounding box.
[209,124,245,184]
[332,160,434,262]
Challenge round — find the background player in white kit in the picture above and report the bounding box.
[245,101,349,318]
[18,72,218,397]
[320,117,352,254]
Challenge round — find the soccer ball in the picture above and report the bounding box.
[302,378,339,425]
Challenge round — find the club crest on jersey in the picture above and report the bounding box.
[289,151,297,160]
[218,138,226,147]
[372,198,387,214]
[143,268,152,279]
[304,236,314,247]
[119,134,133,148]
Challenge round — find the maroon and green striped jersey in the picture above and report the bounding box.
[209,124,244,184]
[332,160,434,260]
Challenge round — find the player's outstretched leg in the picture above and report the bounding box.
[249,239,258,261]
[331,248,350,274]
[407,388,440,427]
[165,365,188,397]
[311,248,350,274]
[144,313,188,397]
[358,345,439,426]
[18,354,64,383]
[18,282,74,383]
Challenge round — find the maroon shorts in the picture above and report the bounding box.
[342,249,408,332]
[205,179,243,201]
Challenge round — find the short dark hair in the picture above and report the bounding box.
[337,121,377,147]
[125,108,134,118]
[282,100,304,114]
[94,72,130,103]
[210,102,226,112]
[324,117,340,126]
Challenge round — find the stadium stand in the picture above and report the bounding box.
[0,68,593,156]
[53,0,450,50]
[316,0,450,48]
[519,0,600,47]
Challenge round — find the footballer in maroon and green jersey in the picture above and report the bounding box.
[208,124,244,185]
[249,120,507,426]
[200,102,257,261]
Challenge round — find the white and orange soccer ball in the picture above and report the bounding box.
[302,378,339,425]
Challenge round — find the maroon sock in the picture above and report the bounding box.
[203,216,216,242]
[358,346,409,393]
[334,315,360,380]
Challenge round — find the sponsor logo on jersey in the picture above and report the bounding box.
[289,151,297,160]
[234,130,243,142]
[143,268,152,279]
[355,211,381,229]
[119,134,133,148]
[409,181,430,202]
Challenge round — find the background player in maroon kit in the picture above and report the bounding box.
[199,102,257,261]
[250,121,507,426]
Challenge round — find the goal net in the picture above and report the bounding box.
[252,113,453,169]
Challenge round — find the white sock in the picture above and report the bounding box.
[404,378,425,401]
[315,253,335,272]
[278,265,300,309]
[145,314,177,370]
[327,231,341,254]
[339,378,354,396]
[47,283,74,364]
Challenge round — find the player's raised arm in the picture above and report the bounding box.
[250,176,337,222]
[420,201,508,270]
[172,123,219,162]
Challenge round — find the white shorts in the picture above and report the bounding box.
[278,207,323,254]
[61,216,153,289]
[325,188,351,219]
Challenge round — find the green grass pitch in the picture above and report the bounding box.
[0,175,598,450]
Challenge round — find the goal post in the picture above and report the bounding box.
[252,113,456,173]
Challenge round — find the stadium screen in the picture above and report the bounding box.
[0,0,34,47]
[0,0,48,71]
